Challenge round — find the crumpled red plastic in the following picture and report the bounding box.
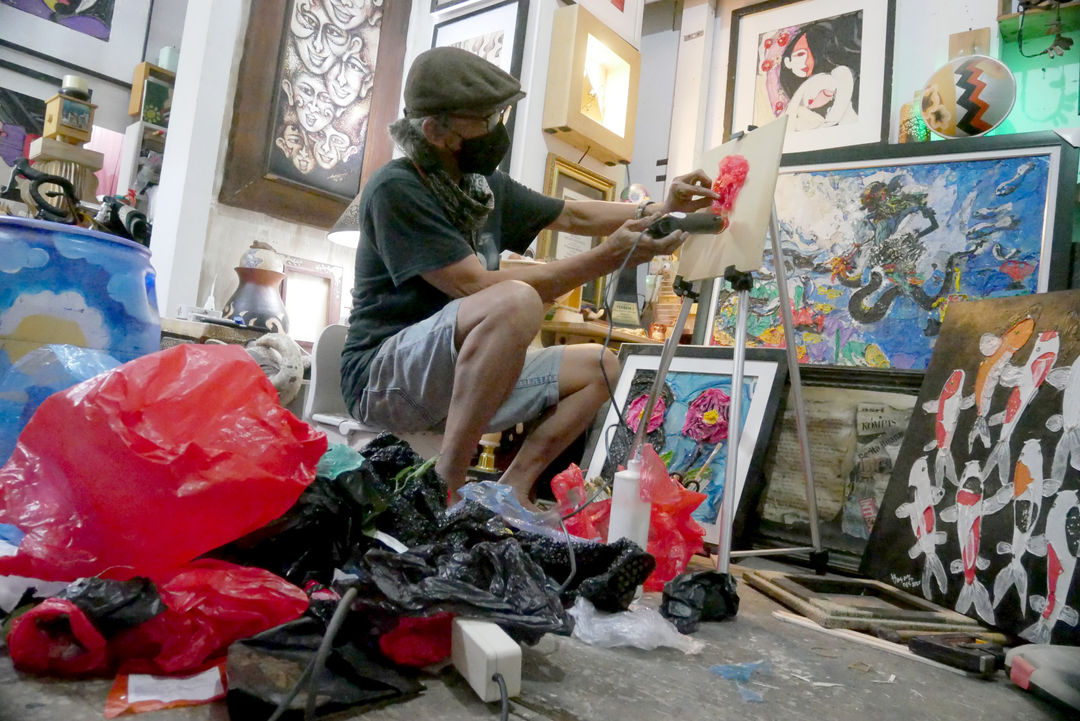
[551,464,609,542]
[552,447,706,592]
[108,559,309,675]
[0,343,327,582]
[638,445,707,591]
[378,612,455,668]
[7,598,110,676]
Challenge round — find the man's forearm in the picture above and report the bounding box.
[551,199,661,237]
[496,241,627,302]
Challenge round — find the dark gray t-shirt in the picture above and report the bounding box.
[340,158,564,398]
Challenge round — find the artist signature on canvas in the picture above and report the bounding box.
[889,573,919,591]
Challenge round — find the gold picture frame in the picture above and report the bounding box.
[537,153,616,308]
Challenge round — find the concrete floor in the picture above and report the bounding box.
[0,559,1071,721]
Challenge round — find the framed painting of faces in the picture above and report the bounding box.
[220,0,411,227]
[724,0,895,153]
[432,0,528,173]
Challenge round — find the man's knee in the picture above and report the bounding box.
[461,280,543,342]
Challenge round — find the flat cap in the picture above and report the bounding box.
[403,46,525,118]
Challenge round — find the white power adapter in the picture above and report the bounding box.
[451,618,521,703]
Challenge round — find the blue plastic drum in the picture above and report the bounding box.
[0,217,161,375]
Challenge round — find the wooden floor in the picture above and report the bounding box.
[0,559,1070,721]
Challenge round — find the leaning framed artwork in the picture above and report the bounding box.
[861,289,1080,644]
[583,344,788,546]
[219,0,411,227]
[0,0,152,86]
[724,0,895,153]
[701,131,1078,372]
[536,153,616,307]
[432,0,528,172]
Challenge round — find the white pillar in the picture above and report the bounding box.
[665,0,715,185]
[150,0,247,316]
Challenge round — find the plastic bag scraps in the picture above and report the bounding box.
[660,570,740,633]
[7,598,110,676]
[107,559,309,675]
[209,434,443,587]
[355,537,569,645]
[0,344,121,466]
[515,533,654,612]
[552,448,706,592]
[637,444,706,591]
[567,596,705,654]
[378,612,455,667]
[226,617,423,720]
[0,343,326,582]
[316,442,366,479]
[551,464,609,542]
[458,480,569,538]
[55,576,164,636]
[710,659,772,703]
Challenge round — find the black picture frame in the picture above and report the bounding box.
[431,0,528,173]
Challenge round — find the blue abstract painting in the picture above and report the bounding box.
[709,152,1056,371]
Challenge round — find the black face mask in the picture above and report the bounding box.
[456,122,510,176]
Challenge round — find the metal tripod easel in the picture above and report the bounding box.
[627,203,826,574]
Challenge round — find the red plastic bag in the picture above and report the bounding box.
[108,559,309,675]
[0,344,327,582]
[551,464,609,542]
[378,612,455,667]
[638,445,706,592]
[7,598,110,676]
[552,449,705,592]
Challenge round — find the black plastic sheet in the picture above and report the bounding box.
[660,570,739,634]
[54,576,163,636]
[225,617,422,720]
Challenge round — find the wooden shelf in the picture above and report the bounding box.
[998,4,1080,43]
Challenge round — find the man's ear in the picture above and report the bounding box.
[281,78,294,104]
[421,116,456,150]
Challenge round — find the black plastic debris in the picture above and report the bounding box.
[660,570,739,634]
[516,534,656,612]
[352,535,570,645]
[208,434,445,587]
[226,616,422,720]
[54,576,163,636]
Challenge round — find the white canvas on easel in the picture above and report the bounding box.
[676,115,788,280]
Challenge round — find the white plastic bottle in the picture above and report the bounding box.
[608,456,651,550]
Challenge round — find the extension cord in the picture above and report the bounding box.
[451,619,521,703]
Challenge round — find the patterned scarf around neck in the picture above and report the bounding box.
[388,118,494,250]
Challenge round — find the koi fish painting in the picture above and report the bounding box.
[862,290,1080,643]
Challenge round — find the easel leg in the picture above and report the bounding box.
[767,203,824,558]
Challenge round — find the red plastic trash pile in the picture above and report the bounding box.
[0,344,326,677]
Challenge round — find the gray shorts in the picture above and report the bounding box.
[354,298,564,433]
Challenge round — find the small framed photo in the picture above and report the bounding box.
[582,344,789,545]
[724,0,896,153]
[140,76,172,130]
[536,153,616,307]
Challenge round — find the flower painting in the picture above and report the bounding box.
[584,346,787,544]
